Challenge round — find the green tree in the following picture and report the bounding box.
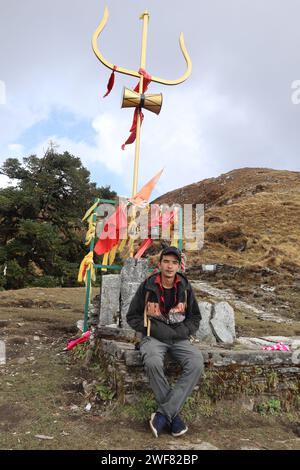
[0,148,117,289]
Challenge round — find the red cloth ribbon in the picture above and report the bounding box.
[121,108,144,150]
[103,65,117,98]
[134,68,152,93]
[66,331,91,350]
[121,68,152,150]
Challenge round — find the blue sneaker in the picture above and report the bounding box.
[149,412,168,438]
[171,415,188,437]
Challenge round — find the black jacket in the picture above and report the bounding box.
[126,272,201,343]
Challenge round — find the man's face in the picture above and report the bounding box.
[159,254,180,280]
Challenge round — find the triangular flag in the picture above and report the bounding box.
[129,169,164,207]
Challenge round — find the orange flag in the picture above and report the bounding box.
[129,169,164,207]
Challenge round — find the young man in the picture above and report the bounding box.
[126,246,204,438]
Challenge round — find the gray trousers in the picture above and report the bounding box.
[139,336,204,422]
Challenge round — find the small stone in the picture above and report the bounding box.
[240,446,261,450]
[17,357,27,365]
[195,442,219,450]
[70,404,79,411]
[35,435,54,440]
[33,336,40,341]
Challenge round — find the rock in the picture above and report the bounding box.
[166,440,219,450]
[70,404,79,411]
[210,301,236,344]
[260,284,276,292]
[98,325,135,340]
[262,336,300,350]
[0,342,6,365]
[236,337,273,349]
[17,357,27,365]
[292,424,300,437]
[237,336,300,351]
[240,446,261,450]
[7,336,27,345]
[99,274,121,326]
[196,302,217,344]
[239,397,255,411]
[194,442,219,450]
[120,258,149,328]
[201,264,217,272]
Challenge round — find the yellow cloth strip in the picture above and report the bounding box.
[82,201,98,222]
[77,251,95,284]
[85,225,96,245]
[128,238,134,256]
[108,243,118,265]
[101,252,109,272]
[118,238,127,253]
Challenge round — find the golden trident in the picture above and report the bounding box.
[92,6,192,256]
[92,6,192,194]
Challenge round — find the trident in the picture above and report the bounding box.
[92,6,192,255]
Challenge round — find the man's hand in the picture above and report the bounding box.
[169,302,185,314]
[146,302,161,317]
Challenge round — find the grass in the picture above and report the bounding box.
[1,286,300,449]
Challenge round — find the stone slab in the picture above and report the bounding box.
[210,301,236,344]
[99,274,121,326]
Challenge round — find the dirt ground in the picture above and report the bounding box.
[0,287,300,450]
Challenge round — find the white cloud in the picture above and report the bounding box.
[28,85,258,197]
[7,143,24,153]
[1,0,299,197]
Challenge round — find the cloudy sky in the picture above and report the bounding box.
[0,0,299,198]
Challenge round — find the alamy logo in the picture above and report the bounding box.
[0,80,6,105]
[0,340,6,365]
[291,80,300,105]
[95,202,204,251]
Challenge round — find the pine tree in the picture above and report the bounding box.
[0,148,116,289]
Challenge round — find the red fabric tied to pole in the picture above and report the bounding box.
[134,68,152,93]
[121,69,152,150]
[121,109,144,150]
[94,205,127,256]
[103,65,117,98]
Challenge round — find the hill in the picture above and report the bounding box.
[154,168,300,320]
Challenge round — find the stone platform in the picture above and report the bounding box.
[90,258,300,410]
[95,328,300,409]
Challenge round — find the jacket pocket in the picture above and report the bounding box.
[171,322,190,340]
[149,318,177,342]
